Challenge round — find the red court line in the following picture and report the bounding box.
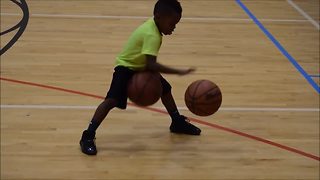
[1,76,319,161]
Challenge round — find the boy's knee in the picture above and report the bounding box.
[103,98,118,108]
[160,77,172,95]
[162,86,172,95]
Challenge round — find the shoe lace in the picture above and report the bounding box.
[85,138,96,145]
[181,115,190,123]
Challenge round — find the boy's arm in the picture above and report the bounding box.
[145,55,195,75]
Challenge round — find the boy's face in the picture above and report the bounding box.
[155,12,181,35]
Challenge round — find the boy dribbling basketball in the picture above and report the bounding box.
[80,0,201,155]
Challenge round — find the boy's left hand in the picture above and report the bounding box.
[178,67,196,75]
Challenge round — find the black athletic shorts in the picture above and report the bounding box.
[106,66,172,109]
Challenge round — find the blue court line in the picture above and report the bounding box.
[236,0,320,94]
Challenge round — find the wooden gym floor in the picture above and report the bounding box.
[1,0,319,179]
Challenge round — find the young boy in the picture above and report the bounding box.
[80,0,201,155]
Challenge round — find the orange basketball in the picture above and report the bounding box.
[185,80,222,116]
[127,71,162,106]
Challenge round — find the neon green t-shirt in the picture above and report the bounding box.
[116,18,162,70]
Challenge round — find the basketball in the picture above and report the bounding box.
[184,80,222,116]
[127,71,163,106]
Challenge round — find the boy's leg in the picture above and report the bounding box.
[80,98,117,155]
[88,98,117,132]
[160,77,201,135]
[80,66,135,155]
[160,91,180,119]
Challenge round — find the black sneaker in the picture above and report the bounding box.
[170,115,201,135]
[80,130,97,155]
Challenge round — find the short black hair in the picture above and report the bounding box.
[153,0,182,16]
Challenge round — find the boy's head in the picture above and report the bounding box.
[153,0,182,35]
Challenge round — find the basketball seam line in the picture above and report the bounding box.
[195,86,221,100]
[191,80,204,112]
